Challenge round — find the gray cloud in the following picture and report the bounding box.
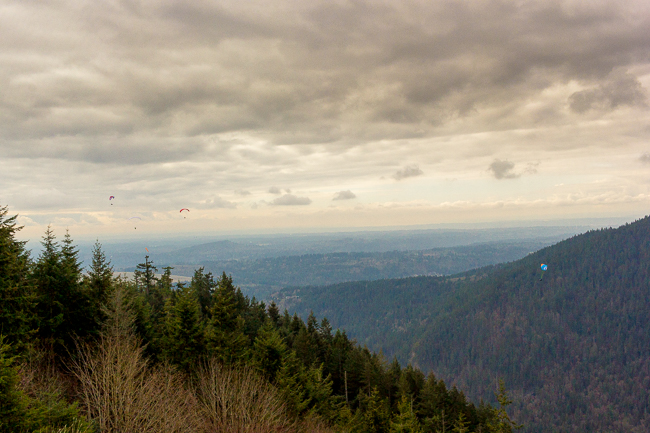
[639,153,650,164]
[333,190,356,201]
[393,165,423,181]
[268,186,282,194]
[569,70,647,113]
[1,0,648,153]
[235,189,251,196]
[489,159,519,179]
[271,194,311,206]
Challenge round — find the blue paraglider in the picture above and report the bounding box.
[540,263,547,281]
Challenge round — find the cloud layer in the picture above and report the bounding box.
[1,0,649,236]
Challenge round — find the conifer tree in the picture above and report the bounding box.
[251,320,286,381]
[190,267,216,317]
[390,395,423,433]
[357,386,391,433]
[0,205,33,353]
[32,226,65,352]
[0,337,28,432]
[268,301,280,326]
[133,255,158,295]
[206,271,250,364]
[162,286,205,372]
[84,240,113,329]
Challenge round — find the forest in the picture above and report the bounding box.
[279,216,650,432]
[0,204,520,432]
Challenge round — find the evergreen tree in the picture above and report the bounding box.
[206,272,249,364]
[390,395,423,433]
[190,267,216,317]
[357,387,391,433]
[0,337,28,432]
[0,205,34,353]
[32,226,66,352]
[83,240,113,329]
[268,301,280,326]
[60,230,97,341]
[133,255,158,295]
[251,320,286,381]
[162,286,205,372]
[487,380,522,433]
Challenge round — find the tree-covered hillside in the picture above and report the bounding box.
[277,217,650,433]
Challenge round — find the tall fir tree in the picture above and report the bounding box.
[162,286,205,372]
[83,240,113,329]
[0,205,34,353]
[133,255,158,295]
[251,320,287,381]
[390,395,424,433]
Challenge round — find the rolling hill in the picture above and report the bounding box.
[275,217,650,433]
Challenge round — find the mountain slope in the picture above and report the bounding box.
[276,217,650,433]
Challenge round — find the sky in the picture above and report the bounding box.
[2,0,650,240]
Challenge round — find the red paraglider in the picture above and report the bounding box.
[109,196,115,205]
[180,208,189,219]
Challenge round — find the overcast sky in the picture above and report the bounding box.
[2,0,650,239]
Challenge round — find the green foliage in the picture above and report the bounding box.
[0,337,90,433]
[390,396,423,433]
[251,320,286,381]
[162,285,205,372]
[0,206,34,353]
[280,216,650,432]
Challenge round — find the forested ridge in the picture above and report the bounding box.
[278,216,650,433]
[0,203,519,432]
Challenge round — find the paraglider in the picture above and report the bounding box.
[145,247,149,253]
[129,216,141,229]
[540,263,547,281]
[180,208,189,219]
[109,196,115,205]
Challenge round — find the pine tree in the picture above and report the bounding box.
[268,301,280,326]
[0,337,28,432]
[133,255,158,295]
[162,286,205,372]
[32,226,65,352]
[390,395,424,433]
[83,240,113,329]
[0,205,34,353]
[205,272,249,364]
[251,320,287,381]
[357,386,391,433]
[190,267,216,317]
[487,380,522,433]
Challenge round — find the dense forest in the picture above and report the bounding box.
[278,217,650,432]
[0,204,519,432]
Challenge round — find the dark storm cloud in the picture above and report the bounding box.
[393,165,423,181]
[271,194,311,206]
[333,190,356,201]
[489,159,519,179]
